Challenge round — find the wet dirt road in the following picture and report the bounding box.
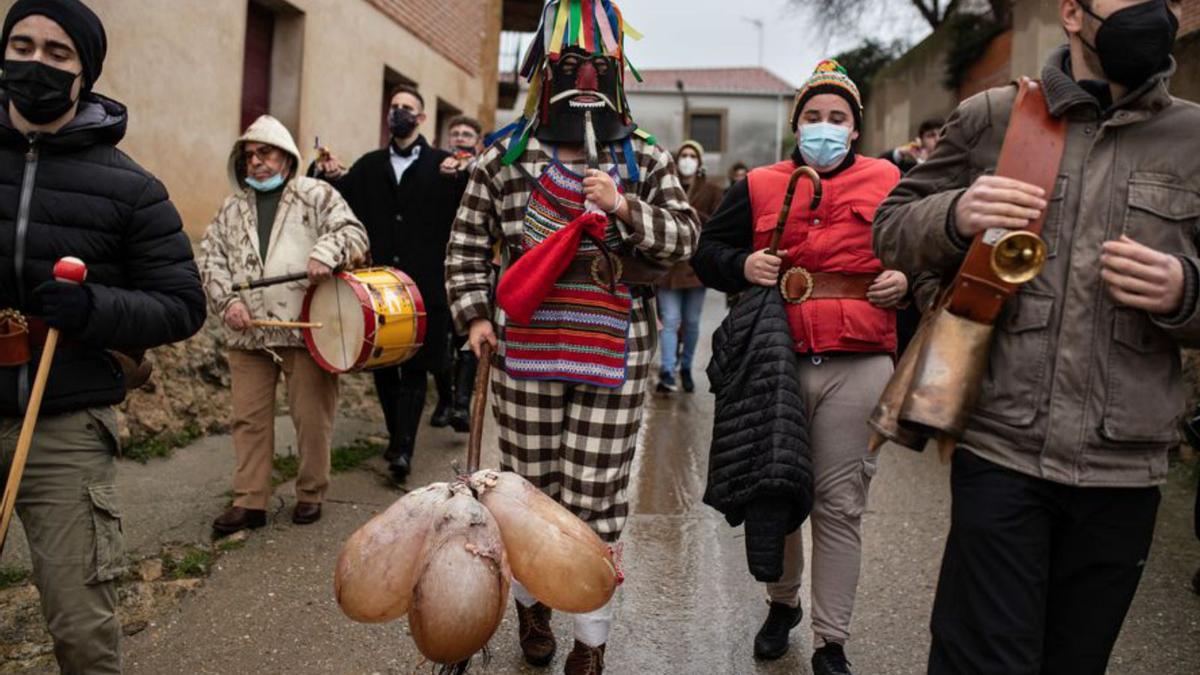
[119,292,1199,674]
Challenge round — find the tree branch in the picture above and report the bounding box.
[912,0,943,29]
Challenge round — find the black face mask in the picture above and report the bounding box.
[388,107,418,139]
[1078,0,1179,89]
[536,46,633,145]
[2,59,79,124]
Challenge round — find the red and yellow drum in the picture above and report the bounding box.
[300,267,426,374]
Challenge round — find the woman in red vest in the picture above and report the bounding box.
[692,60,905,675]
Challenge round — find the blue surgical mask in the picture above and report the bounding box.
[246,173,286,192]
[798,122,852,170]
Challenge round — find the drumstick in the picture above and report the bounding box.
[0,257,87,557]
[466,343,493,474]
[251,320,323,329]
[236,265,346,291]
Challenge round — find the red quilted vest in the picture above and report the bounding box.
[749,156,901,354]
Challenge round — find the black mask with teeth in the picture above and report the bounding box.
[536,46,633,145]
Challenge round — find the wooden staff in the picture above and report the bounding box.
[466,342,493,474]
[251,320,323,330]
[0,257,88,556]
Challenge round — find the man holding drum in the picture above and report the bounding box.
[446,1,698,671]
[199,115,368,536]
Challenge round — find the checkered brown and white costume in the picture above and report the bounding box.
[446,136,698,541]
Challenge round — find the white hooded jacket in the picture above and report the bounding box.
[198,115,369,350]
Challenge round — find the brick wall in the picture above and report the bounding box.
[1182,0,1200,37]
[367,0,490,75]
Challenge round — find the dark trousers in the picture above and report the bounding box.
[373,365,427,462]
[929,450,1160,675]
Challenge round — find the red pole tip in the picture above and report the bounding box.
[53,257,87,284]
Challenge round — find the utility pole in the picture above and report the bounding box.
[742,16,764,67]
[675,79,690,142]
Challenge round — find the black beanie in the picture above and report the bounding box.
[1,0,107,91]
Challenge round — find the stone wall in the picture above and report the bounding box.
[115,319,382,448]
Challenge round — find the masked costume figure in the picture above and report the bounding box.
[445,2,697,672]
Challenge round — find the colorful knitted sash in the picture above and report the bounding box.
[503,159,631,388]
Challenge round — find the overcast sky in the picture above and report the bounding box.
[616,0,931,87]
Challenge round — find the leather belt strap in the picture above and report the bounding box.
[525,252,666,288]
[780,269,875,304]
[941,78,1067,324]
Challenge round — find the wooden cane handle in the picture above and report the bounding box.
[466,342,493,474]
[768,166,822,256]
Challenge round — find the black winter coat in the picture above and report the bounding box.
[0,94,206,416]
[701,284,814,583]
[331,137,467,371]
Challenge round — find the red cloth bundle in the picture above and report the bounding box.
[497,211,609,324]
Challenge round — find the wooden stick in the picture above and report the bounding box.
[0,328,57,555]
[236,270,309,291]
[466,342,493,474]
[251,320,323,329]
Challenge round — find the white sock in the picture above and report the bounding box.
[573,597,614,647]
[511,579,537,607]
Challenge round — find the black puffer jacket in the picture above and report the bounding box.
[702,285,813,582]
[0,93,206,416]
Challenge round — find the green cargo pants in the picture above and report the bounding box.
[0,407,124,675]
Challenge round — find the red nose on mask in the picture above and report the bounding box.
[576,60,599,92]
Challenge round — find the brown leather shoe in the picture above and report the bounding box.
[563,640,605,675]
[212,506,266,536]
[516,601,556,666]
[292,502,321,525]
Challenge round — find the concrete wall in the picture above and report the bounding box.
[861,28,960,156]
[1009,0,1063,80]
[0,0,501,237]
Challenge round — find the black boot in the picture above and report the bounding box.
[388,382,426,483]
[430,367,452,428]
[447,351,476,433]
[812,643,853,675]
[430,398,452,428]
[753,601,803,661]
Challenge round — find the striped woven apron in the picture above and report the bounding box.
[502,158,632,388]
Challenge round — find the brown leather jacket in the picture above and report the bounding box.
[874,47,1200,488]
[662,175,723,289]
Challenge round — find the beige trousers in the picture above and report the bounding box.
[228,348,338,510]
[765,352,892,647]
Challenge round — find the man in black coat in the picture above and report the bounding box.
[315,84,467,481]
[0,1,206,671]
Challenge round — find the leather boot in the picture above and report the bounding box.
[388,387,425,482]
[447,352,476,433]
[212,506,266,537]
[563,640,605,675]
[430,366,452,427]
[515,601,556,666]
[429,398,452,428]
